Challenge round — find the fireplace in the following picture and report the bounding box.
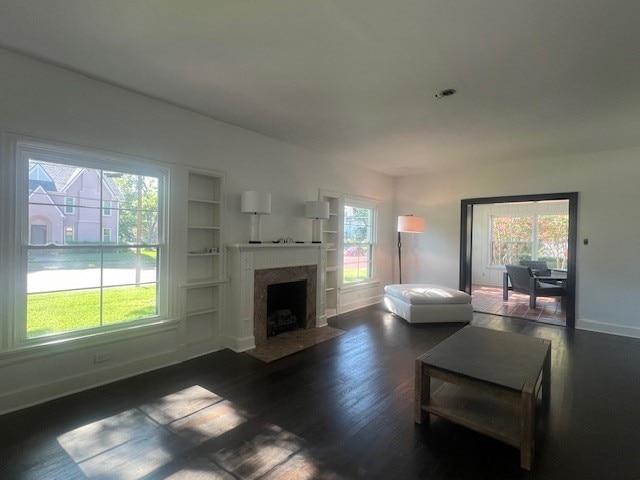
[254,265,317,346]
[266,280,307,337]
[225,243,329,352]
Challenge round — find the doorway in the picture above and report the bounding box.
[30,224,47,245]
[459,193,578,327]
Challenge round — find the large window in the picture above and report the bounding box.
[343,201,376,284]
[490,214,568,267]
[19,141,166,341]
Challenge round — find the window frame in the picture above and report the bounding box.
[489,212,569,267]
[11,137,172,348]
[102,200,112,216]
[341,196,378,287]
[102,227,112,243]
[65,196,74,214]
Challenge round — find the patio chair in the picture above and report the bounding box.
[519,260,551,276]
[519,260,563,285]
[504,264,566,309]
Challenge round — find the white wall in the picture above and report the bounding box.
[395,150,640,338]
[0,49,394,414]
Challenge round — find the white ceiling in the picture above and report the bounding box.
[1,0,639,176]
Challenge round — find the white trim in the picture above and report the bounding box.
[576,318,640,339]
[12,134,172,348]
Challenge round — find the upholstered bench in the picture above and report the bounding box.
[384,284,473,323]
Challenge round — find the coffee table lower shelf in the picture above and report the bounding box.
[421,382,521,448]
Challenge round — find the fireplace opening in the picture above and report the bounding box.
[267,280,307,337]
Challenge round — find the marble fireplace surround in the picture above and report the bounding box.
[253,265,317,346]
[225,244,328,352]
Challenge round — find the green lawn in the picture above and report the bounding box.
[27,285,157,338]
[343,266,369,283]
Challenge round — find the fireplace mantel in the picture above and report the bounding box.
[224,243,330,352]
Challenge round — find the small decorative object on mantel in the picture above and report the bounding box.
[241,191,271,243]
[305,200,330,243]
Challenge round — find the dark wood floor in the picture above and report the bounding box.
[2,305,640,479]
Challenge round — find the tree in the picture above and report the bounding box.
[537,215,568,268]
[490,216,532,265]
[112,174,159,244]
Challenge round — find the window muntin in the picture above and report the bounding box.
[343,203,375,284]
[21,148,165,341]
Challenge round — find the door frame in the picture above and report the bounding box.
[459,192,578,327]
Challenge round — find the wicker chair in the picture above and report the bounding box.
[504,264,566,309]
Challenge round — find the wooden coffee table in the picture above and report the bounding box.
[414,325,551,470]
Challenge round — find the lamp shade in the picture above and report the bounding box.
[305,201,330,219]
[397,215,425,233]
[241,191,271,214]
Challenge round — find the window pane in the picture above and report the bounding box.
[537,214,569,268]
[27,289,101,338]
[102,248,158,287]
[106,173,159,245]
[28,248,102,293]
[490,216,532,265]
[343,244,371,282]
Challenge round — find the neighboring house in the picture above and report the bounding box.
[28,162,120,245]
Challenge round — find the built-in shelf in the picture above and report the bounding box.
[185,168,225,354]
[320,190,341,318]
[188,198,222,205]
[182,278,228,289]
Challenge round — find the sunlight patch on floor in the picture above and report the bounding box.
[56,385,345,479]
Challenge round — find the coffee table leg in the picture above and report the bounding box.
[520,385,535,470]
[542,344,551,409]
[414,357,430,424]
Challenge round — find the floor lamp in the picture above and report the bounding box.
[397,214,425,283]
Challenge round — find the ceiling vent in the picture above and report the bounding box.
[435,88,456,99]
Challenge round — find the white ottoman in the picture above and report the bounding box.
[384,284,473,323]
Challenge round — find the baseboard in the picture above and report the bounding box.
[576,318,640,339]
[223,334,255,352]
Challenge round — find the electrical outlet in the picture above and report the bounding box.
[94,352,110,363]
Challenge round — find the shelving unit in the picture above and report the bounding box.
[185,168,225,355]
[320,190,341,318]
